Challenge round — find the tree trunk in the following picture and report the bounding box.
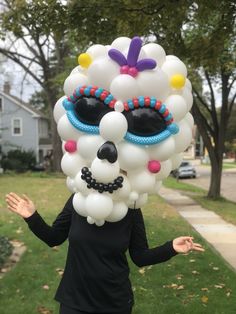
[207,153,223,199]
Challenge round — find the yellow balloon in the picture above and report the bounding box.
[78,53,92,68]
[170,74,186,89]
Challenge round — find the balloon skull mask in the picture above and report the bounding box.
[54,36,194,226]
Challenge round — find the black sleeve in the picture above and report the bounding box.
[23,194,73,247]
[129,208,178,267]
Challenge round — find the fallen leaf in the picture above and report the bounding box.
[189,259,195,263]
[52,246,59,251]
[201,295,208,303]
[42,285,49,290]
[214,284,225,289]
[147,265,152,270]
[226,292,231,297]
[139,286,147,292]
[55,268,64,276]
[213,267,219,271]
[201,288,209,291]
[192,270,200,275]
[138,268,145,275]
[177,285,184,290]
[176,274,183,280]
[37,306,53,314]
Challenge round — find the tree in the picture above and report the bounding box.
[0,0,71,171]
[184,1,236,198]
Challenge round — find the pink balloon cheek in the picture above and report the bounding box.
[148,160,161,173]
[64,140,77,153]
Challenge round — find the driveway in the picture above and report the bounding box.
[180,163,236,202]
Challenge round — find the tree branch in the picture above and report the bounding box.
[204,70,218,134]
[0,49,43,86]
[192,85,212,116]
[0,47,41,65]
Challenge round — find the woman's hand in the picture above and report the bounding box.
[5,193,36,219]
[173,236,205,254]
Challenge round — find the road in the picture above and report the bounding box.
[181,163,236,202]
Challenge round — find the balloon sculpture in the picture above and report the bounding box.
[53,36,194,226]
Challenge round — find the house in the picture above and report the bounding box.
[0,82,52,164]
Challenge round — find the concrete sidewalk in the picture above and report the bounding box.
[159,187,236,271]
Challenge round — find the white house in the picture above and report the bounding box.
[0,83,52,163]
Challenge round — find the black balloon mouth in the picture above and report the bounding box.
[81,167,124,194]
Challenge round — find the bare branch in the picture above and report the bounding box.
[204,70,218,133]
[192,85,212,116]
[229,92,236,113]
[228,76,236,92]
[0,47,41,65]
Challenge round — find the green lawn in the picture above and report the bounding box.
[0,174,236,314]
[164,177,236,225]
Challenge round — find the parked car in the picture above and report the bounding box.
[172,161,197,179]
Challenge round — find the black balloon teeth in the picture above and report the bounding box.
[81,167,123,194]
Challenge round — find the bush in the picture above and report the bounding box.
[0,236,13,268]
[1,149,36,172]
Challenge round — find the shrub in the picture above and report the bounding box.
[1,149,36,172]
[0,236,13,268]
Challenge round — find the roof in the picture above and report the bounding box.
[0,90,48,119]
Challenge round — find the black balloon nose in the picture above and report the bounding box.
[97,141,118,163]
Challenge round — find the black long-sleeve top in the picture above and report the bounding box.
[24,194,178,313]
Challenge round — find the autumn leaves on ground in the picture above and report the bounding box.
[0,174,236,314]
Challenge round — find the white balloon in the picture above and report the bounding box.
[155,160,172,180]
[129,193,148,209]
[61,153,85,177]
[99,112,128,143]
[78,135,103,161]
[166,55,180,61]
[129,170,155,193]
[87,44,107,59]
[129,191,139,202]
[142,43,166,67]
[165,95,188,122]
[153,181,162,194]
[74,171,91,195]
[111,37,131,50]
[182,88,193,111]
[63,72,88,96]
[106,202,128,222]
[118,142,148,171]
[66,177,76,193]
[70,65,87,75]
[95,219,105,227]
[185,78,192,90]
[112,176,131,201]
[149,137,176,161]
[171,153,183,170]
[57,115,81,141]
[185,112,194,129]
[110,74,139,101]
[88,57,119,90]
[91,158,120,183]
[86,193,113,220]
[73,193,88,217]
[174,120,193,153]
[137,69,169,101]
[161,59,187,77]
[53,96,67,123]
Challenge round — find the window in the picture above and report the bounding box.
[12,118,23,136]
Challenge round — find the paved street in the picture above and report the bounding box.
[180,162,236,202]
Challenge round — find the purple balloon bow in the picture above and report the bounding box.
[108,36,156,77]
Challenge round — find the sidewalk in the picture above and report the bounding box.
[159,187,236,271]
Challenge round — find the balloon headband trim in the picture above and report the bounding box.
[63,85,179,145]
[108,36,156,77]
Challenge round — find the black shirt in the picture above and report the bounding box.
[24,194,178,313]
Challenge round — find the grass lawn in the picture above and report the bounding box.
[200,162,236,170]
[0,174,236,314]
[164,177,236,225]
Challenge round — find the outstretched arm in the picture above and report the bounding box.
[6,193,73,247]
[129,209,204,267]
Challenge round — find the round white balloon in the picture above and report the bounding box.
[142,43,166,67]
[78,135,104,161]
[129,170,155,193]
[106,202,128,222]
[53,96,67,123]
[110,74,139,101]
[73,193,87,217]
[99,112,128,143]
[86,193,113,220]
[57,115,81,141]
[165,94,188,122]
[118,142,149,171]
[91,158,120,183]
[61,153,85,177]
[63,72,88,96]
[149,137,176,161]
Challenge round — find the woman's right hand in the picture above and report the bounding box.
[5,193,36,219]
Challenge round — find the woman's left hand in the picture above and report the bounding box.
[173,236,205,254]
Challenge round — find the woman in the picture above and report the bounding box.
[6,192,204,314]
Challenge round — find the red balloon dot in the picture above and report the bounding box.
[65,140,77,153]
[148,160,161,173]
